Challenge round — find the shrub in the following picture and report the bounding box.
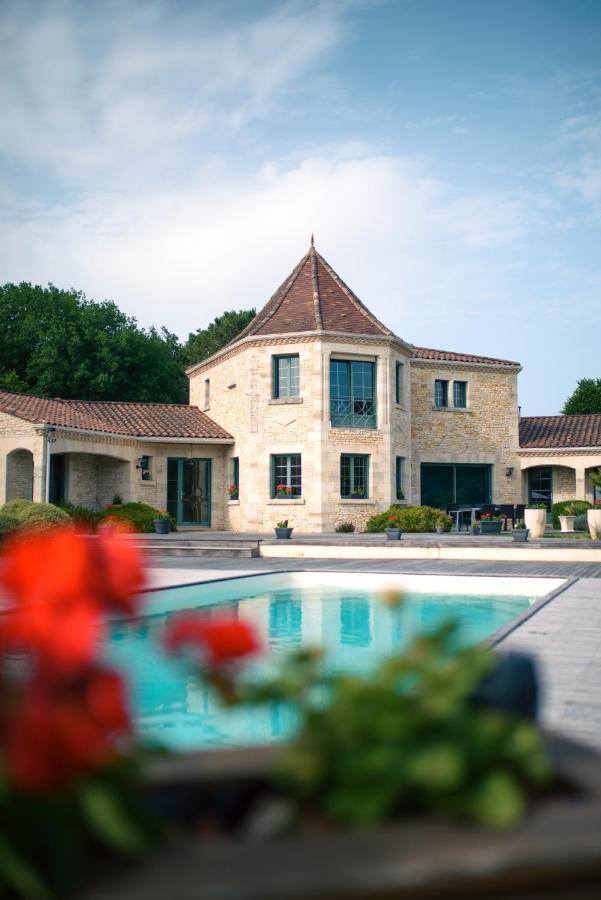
[59,503,103,531]
[574,513,589,532]
[335,522,355,533]
[0,500,70,538]
[99,502,176,533]
[366,505,452,533]
[551,500,591,530]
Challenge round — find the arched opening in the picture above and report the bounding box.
[5,448,34,502]
[60,452,130,509]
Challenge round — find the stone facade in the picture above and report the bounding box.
[410,360,522,507]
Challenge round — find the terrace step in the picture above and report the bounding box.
[136,540,260,559]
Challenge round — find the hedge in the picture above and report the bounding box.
[365,505,453,533]
[573,513,589,532]
[59,503,104,531]
[551,500,591,530]
[99,502,176,533]
[0,500,71,539]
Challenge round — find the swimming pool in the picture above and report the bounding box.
[104,572,563,751]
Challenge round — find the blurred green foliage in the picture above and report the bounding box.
[366,505,453,533]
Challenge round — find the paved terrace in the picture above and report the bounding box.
[146,554,601,751]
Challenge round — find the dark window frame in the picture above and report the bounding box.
[272,354,300,399]
[453,381,467,408]
[395,361,404,405]
[330,359,377,429]
[434,379,449,408]
[340,453,369,499]
[395,456,404,501]
[271,453,302,498]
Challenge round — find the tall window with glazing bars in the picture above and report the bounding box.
[330,360,376,428]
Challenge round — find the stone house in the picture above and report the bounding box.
[1,240,600,530]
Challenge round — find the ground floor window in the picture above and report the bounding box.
[271,454,302,498]
[230,457,239,497]
[396,456,404,500]
[420,463,491,508]
[527,466,553,513]
[340,454,369,498]
[49,453,66,505]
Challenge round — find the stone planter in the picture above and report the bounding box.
[90,735,601,900]
[275,527,293,539]
[512,528,529,542]
[559,515,576,533]
[525,508,547,539]
[435,526,445,535]
[153,519,170,534]
[587,509,601,540]
[480,520,503,535]
[385,528,403,540]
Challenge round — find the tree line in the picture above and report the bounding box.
[0,282,254,404]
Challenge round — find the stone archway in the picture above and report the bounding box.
[5,448,34,501]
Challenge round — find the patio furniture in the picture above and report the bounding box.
[515,503,526,524]
[498,504,515,531]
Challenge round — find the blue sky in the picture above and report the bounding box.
[0,0,599,414]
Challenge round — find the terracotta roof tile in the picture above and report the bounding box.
[412,346,520,367]
[0,391,232,440]
[519,414,601,449]
[234,239,393,341]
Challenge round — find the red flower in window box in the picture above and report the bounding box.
[276,484,293,497]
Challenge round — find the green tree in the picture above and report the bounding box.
[562,378,601,415]
[183,308,255,367]
[0,282,188,403]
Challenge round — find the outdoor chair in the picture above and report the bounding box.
[498,504,515,531]
[479,504,497,518]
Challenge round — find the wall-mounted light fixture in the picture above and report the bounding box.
[505,466,514,477]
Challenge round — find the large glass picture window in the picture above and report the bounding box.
[330,360,376,428]
[420,463,491,508]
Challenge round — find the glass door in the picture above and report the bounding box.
[167,458,211,526]
[528,467,553,520]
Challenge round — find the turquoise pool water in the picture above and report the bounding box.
[103,575,537,751]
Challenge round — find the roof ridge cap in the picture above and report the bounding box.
[315,250,392,335]
[310,244,323,330]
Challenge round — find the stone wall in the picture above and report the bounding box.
[410,361,522,506]
[189,334,413,532]
[550,466,576,504]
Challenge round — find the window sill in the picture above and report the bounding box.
[431,405,472,413]
[268,397,303,405]
[338,498,376,505]
[227,499,240,506]
[267,498,305,505]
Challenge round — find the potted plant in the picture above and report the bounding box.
[153,509,171,534]
[512,518,529,542]
[274,519,293,539]
[350,486,365,499]
[384,513,403,540]
[275,484,293,499]
[479,513,503,535]
[525,503,547,539]
[559,502,577,533]
[470,520,481,535]
[227,484,239,500]
[588,499,601,540]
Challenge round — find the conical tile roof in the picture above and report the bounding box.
[235,238,393,341]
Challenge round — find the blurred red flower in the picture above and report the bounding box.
[3,667,131,793]
[163,614,260,666]
[0,526,146,671]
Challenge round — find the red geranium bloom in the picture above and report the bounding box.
[3,667,131,793]
[0,526,146,672]
[163,613,261,666]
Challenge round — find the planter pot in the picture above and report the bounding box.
[275,527,293,539]
[559,515,576,533]
[435,526,445,535]
[92,734,601,900]
[470,525,480,536]
[385,528,403,540]
[525,508,547,539]
[512,529,529,542]
[153,519,170,534]
[228,493,239,501]
[588,509,601,540]
[276,494,293,500]
[480,521,503,535]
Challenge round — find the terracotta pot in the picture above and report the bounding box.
[587,509,601,540]
[525,508,546,539]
